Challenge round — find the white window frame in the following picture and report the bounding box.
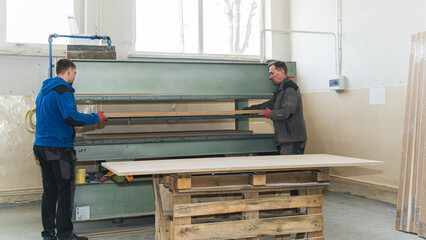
[0,0,85,56]
[130,0,264,62]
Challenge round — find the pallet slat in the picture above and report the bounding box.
[173,214,324,240]
[173,195,323,217]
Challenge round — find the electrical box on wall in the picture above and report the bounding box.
[329,75,346,90]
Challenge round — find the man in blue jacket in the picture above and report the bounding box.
[33,59,107,240]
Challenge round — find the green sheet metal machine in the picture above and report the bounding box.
[71,60,297,221]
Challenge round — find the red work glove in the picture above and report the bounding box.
[97,111,108,123]
[100,176,108,183]
[264,108,271,118]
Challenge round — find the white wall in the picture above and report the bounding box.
[290,0,426,91]
[289,0,426,196]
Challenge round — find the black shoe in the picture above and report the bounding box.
[43,237,57,240]
[58,232,88,240]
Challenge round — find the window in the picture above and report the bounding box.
[135,0,199,54]
[5,0,75,45]
[135,0,260,58]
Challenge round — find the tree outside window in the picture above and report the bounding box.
[135,0,260,57]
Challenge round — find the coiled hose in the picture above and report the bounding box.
[25,107,36,133]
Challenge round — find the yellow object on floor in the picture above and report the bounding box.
[76,169,86,184]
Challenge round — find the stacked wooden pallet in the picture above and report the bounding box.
[153,171,328,240]
[102,154,382,240]
[396,31,426,238]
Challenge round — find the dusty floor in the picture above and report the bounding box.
[0,192,421,240]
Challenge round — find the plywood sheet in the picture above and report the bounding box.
[104,110,264,118]
[101,154,382,176]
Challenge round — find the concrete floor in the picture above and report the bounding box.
[0,192,421,240]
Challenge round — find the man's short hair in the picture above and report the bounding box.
[269,61,287,74]
[56,59,76,75]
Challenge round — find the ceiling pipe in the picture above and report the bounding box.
[48,34,112,78]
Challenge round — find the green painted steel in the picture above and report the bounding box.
[75,137,277,161]
[235,99,249,130]
[71,60,296,220]
[72,60,272,95]
[73,180,155,221]
[287,61,297,84]
[72,60,296,96]
[75,94,273,101]
[75,134,273,146]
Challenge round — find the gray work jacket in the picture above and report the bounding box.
[247,77,307,145]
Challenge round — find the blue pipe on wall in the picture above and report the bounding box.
[48,33,112,78]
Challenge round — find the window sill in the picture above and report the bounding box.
[0,43,67,57]
[0,49,67,57]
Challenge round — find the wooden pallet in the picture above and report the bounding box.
[101,154,381,239]
[153,170,329,240]
[396,31,426,238]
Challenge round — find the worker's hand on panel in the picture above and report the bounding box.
[97,111,108,123]
[264,108,271,118]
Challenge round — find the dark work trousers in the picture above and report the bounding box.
[278,141,306,198]
[278,141,306,155]
[33,145,76,239]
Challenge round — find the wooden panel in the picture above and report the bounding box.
[82,130,253,140]
[275,235,291,240]
[396,31,426,238]
[396,33,415,229]
[173,214,324,240]
[153,176,168,240]
[242,192,260,240]
[105,109,264,118]
[101,154,382,176]
[267,171,317,184]
[176,177,191,190]
[189,171,318,188]
[250,173,266,186]
[173,195,323,217]
[409,31,424,233]
[172,194,191,239]
[307,188,323,238]
[191,174,249,188]
[175,182,328,194]
[415,32,426,237]
[315,171,330,182]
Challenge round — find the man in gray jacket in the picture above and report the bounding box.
[245,61,307,155]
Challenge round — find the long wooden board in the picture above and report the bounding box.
[101,154,382,176]
[104,109,264,118]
